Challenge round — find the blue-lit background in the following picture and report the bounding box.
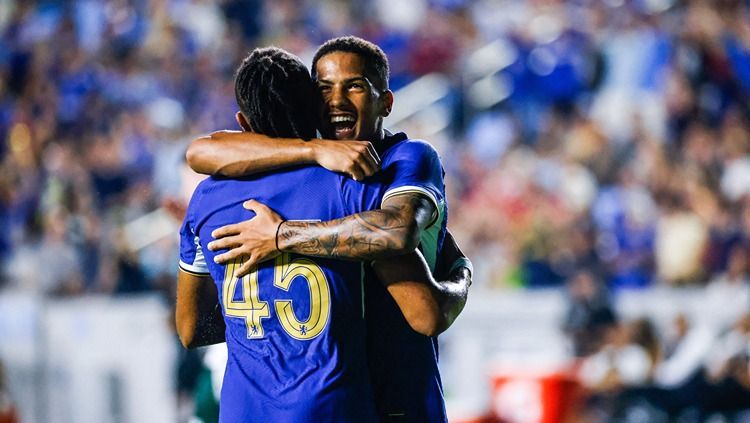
[1,0,750,422]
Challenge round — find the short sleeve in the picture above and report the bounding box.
[380,140,445,226]
[178,197,210,276]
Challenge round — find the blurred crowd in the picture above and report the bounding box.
[446,0,750,294]
[563,270,750,421]
[2,0,750,420]
[2,0,750,292]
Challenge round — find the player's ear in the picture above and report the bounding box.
[236,111,253,132]
[379,90,394,117]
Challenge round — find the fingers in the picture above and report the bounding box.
[216,252,257,277]
[207,235,241,251]
[235,259,258,278]
[213,246,246,264]
[243,199,282,223]
[359,149,380,177]
[348,164,366,181]
[366,142,381,166]
[212,200,263,239]
[355,142,380,178]
[243,198,266,212]
[211,223,241,239]
[345,141,379,179]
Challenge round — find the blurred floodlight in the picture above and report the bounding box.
[467,73,511,109]
[642,0,676,14]
[147,97,184,130]
[529,14,563,45]
[386,73,452,126]
[528,46,557,76]
[466,38,518,80]
[376,0,427,31]
[603,0,625,8]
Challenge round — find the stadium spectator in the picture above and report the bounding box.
[562,269,617,357]
[704,245,750,330]
[3,0,750,295]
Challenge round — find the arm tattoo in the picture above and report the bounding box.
[278,194,434,260]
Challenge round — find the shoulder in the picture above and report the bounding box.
[185,177,210,211]
[383,138,442,165]
[192,175,222,196]
[389,138,439,155]
[185,175,232,220]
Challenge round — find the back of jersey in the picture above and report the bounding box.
[179,166,377,423]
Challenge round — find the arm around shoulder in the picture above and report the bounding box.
[276,191,436,262]
[186,130,380,179]
[185,130,315,177]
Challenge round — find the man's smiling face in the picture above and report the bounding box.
[315,51,392,141]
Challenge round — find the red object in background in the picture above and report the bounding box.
[0,406,18,423]
[490,370,583,423]
[452,415,499,423]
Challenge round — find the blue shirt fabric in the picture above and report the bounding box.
[179,165,379,423]
[363,134,450,422]
[178,132,447,422]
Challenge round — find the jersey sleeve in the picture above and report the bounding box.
[178,192,210,276]
[380,140,445,227]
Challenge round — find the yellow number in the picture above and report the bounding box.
[273,253,331,340]
[221,254,331,340]
[222,258,270,338]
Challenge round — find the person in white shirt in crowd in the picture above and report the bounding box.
[704,245,750,331]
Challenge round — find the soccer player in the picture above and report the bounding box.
[176,46,465,422]
[187,36,469,422]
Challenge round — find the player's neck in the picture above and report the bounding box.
[371,126,385,143]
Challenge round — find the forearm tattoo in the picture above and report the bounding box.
[277,195,433,260]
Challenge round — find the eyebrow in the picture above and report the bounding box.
[317,77,371,85]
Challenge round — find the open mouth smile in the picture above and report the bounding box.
[330,114,357,139]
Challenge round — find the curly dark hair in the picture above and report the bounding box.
[311,36,390,91]
[234,47,318,139]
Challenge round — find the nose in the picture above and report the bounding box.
[328,84,347,109]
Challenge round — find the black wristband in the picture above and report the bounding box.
[275,220,286,253]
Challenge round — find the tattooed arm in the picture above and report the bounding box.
[208,193,436,277]
[205,194,469,336]
[279,194,433,259]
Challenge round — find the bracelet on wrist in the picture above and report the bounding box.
[275,220,287,253]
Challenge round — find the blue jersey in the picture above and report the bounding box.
[364,133,450,422]
[178,132,447,422]
[179,165,380,423]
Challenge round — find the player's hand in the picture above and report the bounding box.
[207,200,284,277]
[310,139,381,181]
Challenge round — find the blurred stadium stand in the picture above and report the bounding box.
[2,0,750,422]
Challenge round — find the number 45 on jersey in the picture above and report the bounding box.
[222,253,331,341]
